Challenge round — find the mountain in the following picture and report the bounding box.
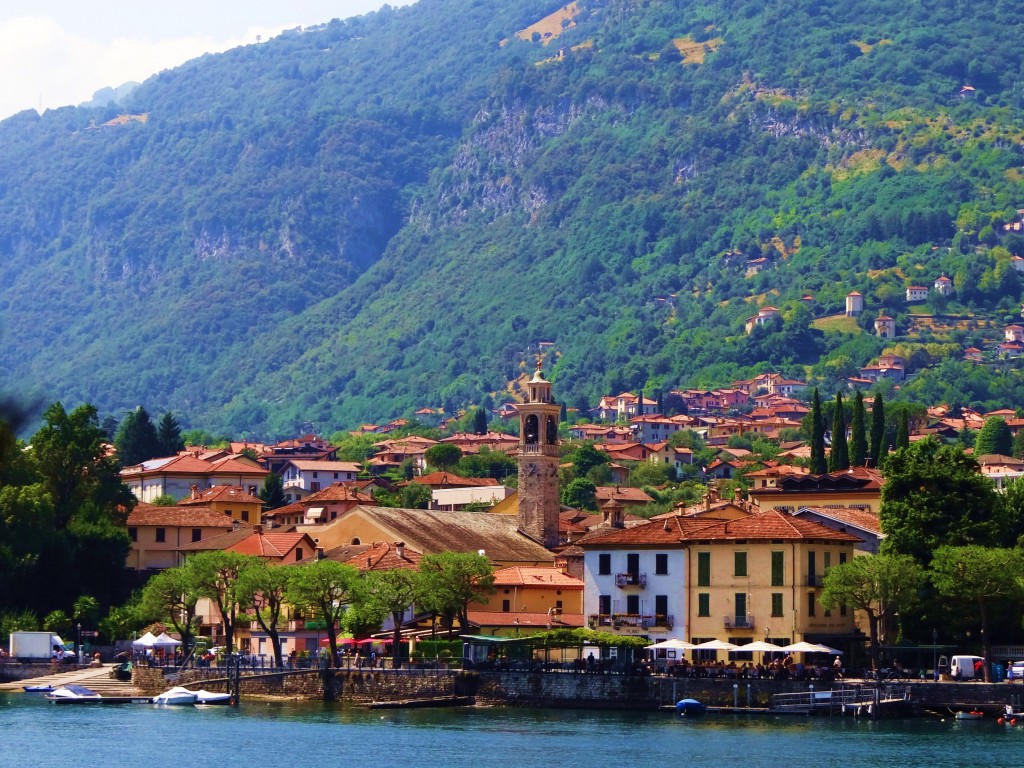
[1,0,1023,438]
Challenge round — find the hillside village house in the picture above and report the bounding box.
[905,285,929,302]
[467,566,584,635]
[178,485,263,524]
[295,483,377,526]
[125,503,238,571]
[845,291,864,316]
[121,453,269,503]
[748,467,884,515]
[280,459,361,501]
[258,434,338,476]
[744,306,781,334]
[579,508,860,651]
[594,392,658,421]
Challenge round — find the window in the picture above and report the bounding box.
[697,552,711,587]
[626,595,640,614]
[128,527,137,542]
[241,510,250,523]
[295,548,303,561]
[839,552,847,565]
[655,595,668,618]
[734,551,748,577]
[771,593,783,617]
[313,471,318,478]
[191,528,201,543]
[808,551,817,585]
[155,528,166,543]
[697,593,710,617]
[655,554,668,575]
[626,553,640,575]
[840,601,847,617]
[598,554,611,575]
[311,482,321,492]
[502,599,510,612]
[734,593,747,622]
[556,600,563,610]
[771,551,784,586]
[598,595,611,615]
[824,551,832,573]
[807,591,816,618]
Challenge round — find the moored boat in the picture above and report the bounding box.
[194,689,231,705]
[954,710,984,721]
[46,684,102,702]
[152,686,198,706]
[23,685,55,693]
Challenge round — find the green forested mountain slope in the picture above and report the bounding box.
[1,0,1023,437]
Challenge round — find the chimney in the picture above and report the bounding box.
[191,484,199,500]
[703,492,711,512]
[395,541,406,560]
[248,485,257,496]
[254,524,263,535]
[734,487,743,504]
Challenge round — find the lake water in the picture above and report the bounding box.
[2,692,1023,768]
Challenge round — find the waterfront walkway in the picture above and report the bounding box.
[0,664,144,696]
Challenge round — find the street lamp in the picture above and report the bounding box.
[932,629,938,682]
[76,623,82,665]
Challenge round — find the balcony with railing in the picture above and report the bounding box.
[588,613,674,630]
[807,574,824,587]
[519,443,560,457]
[615,572,647,588]
[724,614,756,630]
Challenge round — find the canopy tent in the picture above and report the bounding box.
[152,632,182,647]
[645,639,696,651]
[131,632,159,649]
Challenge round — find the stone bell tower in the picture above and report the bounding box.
[517,359,561,548]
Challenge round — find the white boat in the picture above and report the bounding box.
[194,689,231,705]
[46,684,102,701]
[152,686,198,706]
[954,710,984,720]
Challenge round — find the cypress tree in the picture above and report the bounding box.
[810,388,827,474]
[850,391,867,467]
[896,410,910,449]
[870,393,886,464]
[157,411,185,456]
[115,406,162,466]
[829,392,849,471]
[472,406,488,435]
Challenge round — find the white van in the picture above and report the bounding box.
[950,655,985,680]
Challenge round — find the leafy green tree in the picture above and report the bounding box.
[72,595,100,628]
[152,494,178,506]
[1013,429,1024,460]
[930,546,1024,681]
[156,412,185,457]
[401,483,433,509]
[185,550,253,654]
[561,477,597,511]
[809,388,827,474]
[285,559,360,668]
[821,554,925,672]
[850,391,867,468]
[418,552,494,639]
[360,569,421,668]
[895,410,910,450]
[829,392,849,471]
[114,406,162,466]
[236,560,294,668]
[258,473,287,510]
[424,443,462,471]
[880,437,1003,563]
[472,407,488,436]
[974,416,1013,456]
[43,609,72,636]
[568,442,610,477]
[870,393,886,465]
[138,567,201,655]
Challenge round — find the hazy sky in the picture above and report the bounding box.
[0,1,415,120]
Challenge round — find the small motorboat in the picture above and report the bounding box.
[954,710,985,720]
[152,686,198,706]
[676,698,707,718]
[194,689,231,706]
[46,684,102,702]
[998,705,1023,725]
[22,685,55,693]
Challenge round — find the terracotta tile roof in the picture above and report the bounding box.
[228,531,313,558]
[177,526,255,551]
[491,566,583,588]
[284,460,362,473]
[411,472,500,488]
[794,506,882,535]
[122,454,213,476]
[209,456,269,476]
[179,485,262,505]
[594,486,654,504]
[343,541,422,571]
[127,503,235,528]
[303,483,376,504]
[579,510,860,546]
[262,500,306,519]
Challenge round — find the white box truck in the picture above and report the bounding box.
[9,631,76,662]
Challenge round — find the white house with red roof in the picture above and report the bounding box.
[121,453,269,503]
[905,285,929,302]
[280,459,362,502]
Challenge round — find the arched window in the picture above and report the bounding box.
[524,414,539,444]
[351,537,361,545]
[546,415,558,445]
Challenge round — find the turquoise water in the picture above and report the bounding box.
[2,693,1023,768]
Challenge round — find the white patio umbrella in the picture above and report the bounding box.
[692,639,738,651]
[733,641,784,653]
[780,641,835,654]
[645,639,697,651]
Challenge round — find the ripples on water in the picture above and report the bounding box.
[2,693,1022,768]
